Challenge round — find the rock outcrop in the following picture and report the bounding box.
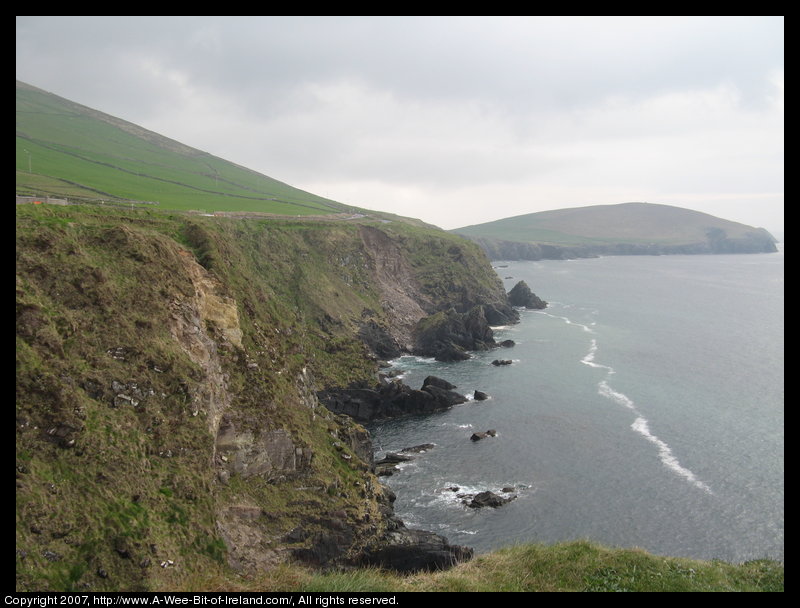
[466,491,516,509]
[318,376,467,423]
[355,527,474,573]
[507,281,548,309]
[412,304,519,361]
[470,430,498,441]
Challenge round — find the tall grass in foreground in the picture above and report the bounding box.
[172,541,783,592]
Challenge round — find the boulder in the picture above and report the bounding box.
[470,430,496,441]
[421,384,468,408]
[467,491,515,509]
[423,376,456,390]
[473,390,489,401]
[499,339,515,348]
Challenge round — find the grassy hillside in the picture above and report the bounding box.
[453,202,777,250]
[15,203,511,591]
[16,81,363,216]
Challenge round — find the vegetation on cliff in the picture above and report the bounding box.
[15,203,507,591]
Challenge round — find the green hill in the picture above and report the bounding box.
[452,202,778,259]
[15,80,366,217]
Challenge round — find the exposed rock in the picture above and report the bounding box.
[470,430,497,441]
[423,376,456,391]
[358,320,403,360]
[483,303,520,326]
[355,528,473,573]
[499,339,515,348]
[507,281,548,309]
[413,305,498,361]
[318,376,466,423]
[435,344,471,362]
[400,443,436,453]
[492,359,512,366]
[473,390,489,401]
[466,491,516,509]
[215,420,313,480]
[375,452,414,465]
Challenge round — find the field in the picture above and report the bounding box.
[16,81,353,216]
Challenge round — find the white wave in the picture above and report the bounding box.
[388,355,437,366]
[597,380,635,410]
[539,311,595,334]
[595,380,712,494]
[631,417,713,494]
[545,308,711,493]
[581,339,614,373]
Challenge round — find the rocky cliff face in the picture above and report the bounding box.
[15,206,503,591]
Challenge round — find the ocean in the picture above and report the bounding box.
[368,250,784,563]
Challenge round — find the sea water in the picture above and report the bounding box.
[368,250,783,563]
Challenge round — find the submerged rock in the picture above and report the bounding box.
[400,443,436,453]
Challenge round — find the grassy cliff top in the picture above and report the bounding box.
[180,540,783,592]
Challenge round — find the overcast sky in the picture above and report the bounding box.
[16,16,784,233]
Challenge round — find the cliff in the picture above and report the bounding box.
[15,204,511,591]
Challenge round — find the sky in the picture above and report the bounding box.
[16,16,784,234]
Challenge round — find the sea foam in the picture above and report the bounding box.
[556,312,713,495]
[597,374,712,494]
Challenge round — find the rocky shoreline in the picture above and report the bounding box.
[306,282,549,573]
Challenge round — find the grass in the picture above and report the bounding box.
[16,81,355,215]
[168,541,783,592]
